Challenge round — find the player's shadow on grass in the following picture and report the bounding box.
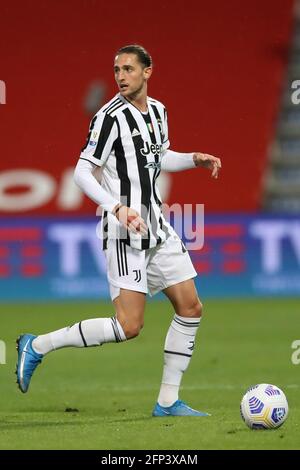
[107,416,153,424]
[0,420,83,430]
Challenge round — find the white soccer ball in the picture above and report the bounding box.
[240,384,288,430]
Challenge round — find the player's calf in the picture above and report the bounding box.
[114,291,145,339]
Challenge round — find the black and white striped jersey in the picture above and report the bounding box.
[79,93,173,250]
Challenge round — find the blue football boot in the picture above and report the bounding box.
[152,400,210,417]
[16,334,43,393]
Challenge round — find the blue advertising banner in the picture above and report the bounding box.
[0,214,299,301]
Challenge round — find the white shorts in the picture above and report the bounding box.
[105,231,197,301]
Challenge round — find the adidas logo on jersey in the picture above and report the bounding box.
[131,128,141,137]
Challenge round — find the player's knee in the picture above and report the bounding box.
[196,299,203,318]
[123,322,144,339]
[186,299,203,318]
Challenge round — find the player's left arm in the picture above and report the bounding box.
[161,150,222,179]
[192,152,222,179]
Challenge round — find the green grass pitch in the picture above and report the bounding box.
[0,298,299,450]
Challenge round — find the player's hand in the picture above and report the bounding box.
[113,204,148,235]
[193,153,222,179]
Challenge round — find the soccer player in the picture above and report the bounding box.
[16,45,221,417]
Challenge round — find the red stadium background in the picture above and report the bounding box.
[0,0,294,214]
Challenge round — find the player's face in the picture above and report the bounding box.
[114,53,152,99]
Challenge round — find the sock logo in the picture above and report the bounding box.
[188,340,195,351]
[133,269,141,283]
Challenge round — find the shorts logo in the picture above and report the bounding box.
[133,269,141,283]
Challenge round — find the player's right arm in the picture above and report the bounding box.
[74,161,147,234]
[74,112,147,234]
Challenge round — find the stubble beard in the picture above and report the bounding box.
[126,81,146,102]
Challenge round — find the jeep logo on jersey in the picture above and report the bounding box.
[140,141,162,157]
